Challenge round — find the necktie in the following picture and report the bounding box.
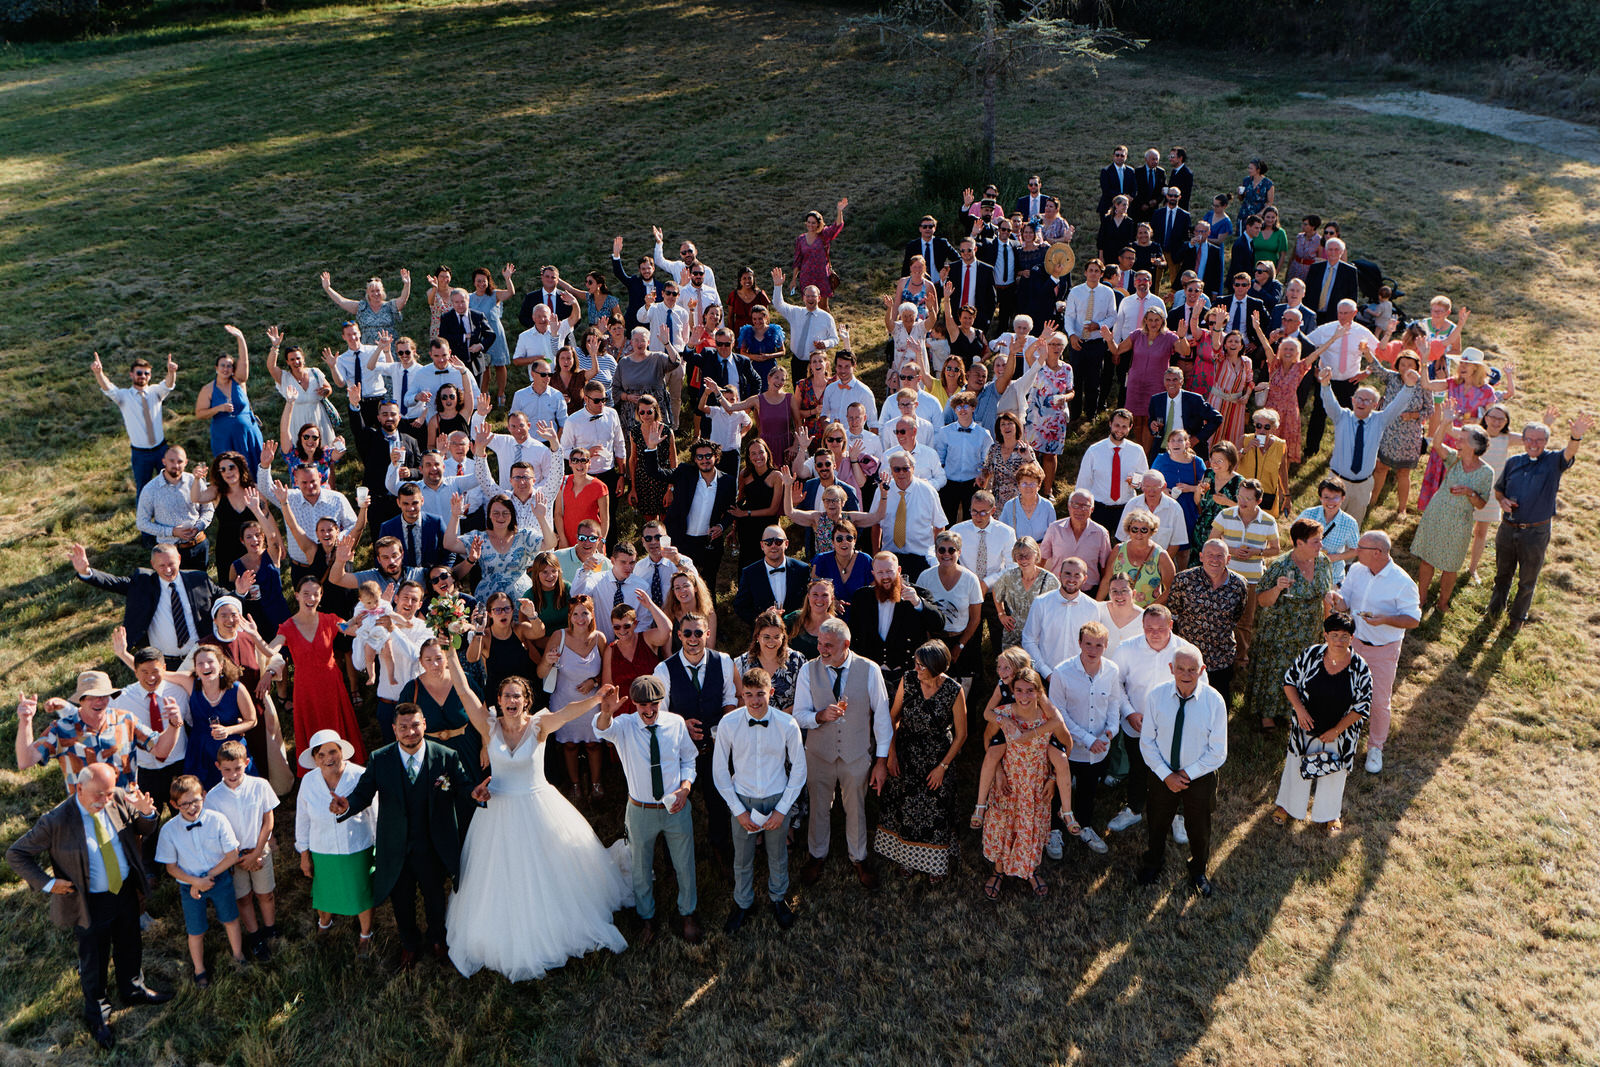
[957,426,971,433]
[513,442,524,464]
[1320,263,1337,311]
[1169,693,1190,772]
[688,663,701,692]
[1110,445,1122,503]
[547,292,556,312]
[803,309,813,355]
[138,390,157,445]
[147,691,161,730]
[977,527,989,576]
[769,567,785,575]
[892,489,907,548]
[1231,301,1245,332]
[406,523,418,566]
[1351,417,1367,476]
[406,753,419,783]
[1167,207,1175,239]
[613,580,625,610]
[924,241,932,265]
[831,667,843,700]
[650,561,664,604]
[400,366,411,407]
[352,352,362,391]
[963,266,974,307]
[169,582,190,648]
[456,461,465,477]
[646,724,664,800]
[93,812,123,894]
[747,717,769,728]
[1168,396,1181,436]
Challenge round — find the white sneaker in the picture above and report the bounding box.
[1045,828,1064,860]
[1107,806,1142,833]
[1079,827,1109,854]
[1365,747,1384,774]
[1172,815,1188,845]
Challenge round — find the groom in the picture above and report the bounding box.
[332,703,476,967]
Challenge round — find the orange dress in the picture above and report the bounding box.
[277,613,366,775]
[980,708,1053,877]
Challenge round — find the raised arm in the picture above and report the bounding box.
[537,686,613,741]
[224,324,250,383]
[319,271,362,314]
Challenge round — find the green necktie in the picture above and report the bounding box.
[1169,693,1190,774]
[688,664,701,692]
[93,812,123,894]
[406,753,420,783]
[647,724,664,801]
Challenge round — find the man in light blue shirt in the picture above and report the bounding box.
[1297,477,1362,581]
[1318,364,1421,524]
[935,390,994,523]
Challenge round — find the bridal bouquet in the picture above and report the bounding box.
[425,593,472,649]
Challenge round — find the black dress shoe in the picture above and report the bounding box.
[88,1018,115,1050]
[122,981,173,1006]
[398,949,418,970]
[800,856,826,885]
[1136,867,1160,887]
[723,906,748,935]
[680,913,703,944]
[771,899,795,930]
[1190,874,1214,897]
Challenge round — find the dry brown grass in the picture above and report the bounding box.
[0,1,1598,1063]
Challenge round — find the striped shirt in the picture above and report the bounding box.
[1211,506,1280,583]
[33,706,161,794]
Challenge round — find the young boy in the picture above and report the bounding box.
[155,775,246,987]
[712,668,806,935]
[206,740,279,960]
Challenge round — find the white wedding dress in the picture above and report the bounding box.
[447,715,630,981]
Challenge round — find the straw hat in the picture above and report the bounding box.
[298,729,355,769]
[70,671,119,702]
[1044,241,1076,279]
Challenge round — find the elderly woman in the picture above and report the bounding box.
[294,729,376,956]
[876,640,967,883]
[1021,330,1075,490]
[980,667,1062,900]
[990,537,1059,651]
[1246,518,1336,733]
[998,462,1056,543]
[1365,338,1434,516]
[884,296,931,377]
[614,326,681,435]
[977,412,1036,509]
[1411,426,1494,613]
[781,472,884,557]
[793,199,847,308]
[1273,613,1372,835]
[1100,508,1175,607]
[735,607,809,712]
[1238,408,1289,516]
[320,270,412,344]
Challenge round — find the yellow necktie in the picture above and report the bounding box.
[93,811,123,894]
[892,489,907,548]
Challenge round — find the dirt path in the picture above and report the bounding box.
[1329,90,1600,164]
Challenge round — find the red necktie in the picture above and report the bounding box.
[456,461,465,476]
[964,268,974,307]
[147,691,161,730]
[1111,444,1122,502]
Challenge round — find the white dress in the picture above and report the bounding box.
[447,716,629,981]
[550,639,604,744]
[276,368,336,446]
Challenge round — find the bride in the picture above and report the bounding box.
[444,645,631,980]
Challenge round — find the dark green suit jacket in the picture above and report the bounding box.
[338,740,474,906]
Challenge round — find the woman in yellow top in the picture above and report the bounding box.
[1237,408,1289,516]
[1098,507,1175,607]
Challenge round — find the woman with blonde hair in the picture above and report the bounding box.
[666,571,717,652]
[785,579,840,659]
[1099,508,1175,606]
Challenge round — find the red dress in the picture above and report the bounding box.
[606,637,663,717]
[560,476,609,546]
[277,613,366,775]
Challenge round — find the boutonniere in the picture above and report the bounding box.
[434,774,451,793]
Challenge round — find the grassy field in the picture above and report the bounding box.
[2,1,1599,1063]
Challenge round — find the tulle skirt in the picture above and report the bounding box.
[446,784,631,981]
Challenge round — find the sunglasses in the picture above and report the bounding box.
[834,534,856,542]
[694,454,716,462]
[761,537,785,546]
[680,629,705,638]
[570,456,590,463]
[430,573,452,583]
[577,534,599,543]
[690,272,705,279]
[532,370,551,377]
[642,534,663,542]
[890,465,911,473]
[1127,526,1153,534]
[1253,422,1272,429]
[935,546,959,555]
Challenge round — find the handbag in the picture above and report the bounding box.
[827,269,842,293]
[1299,747,1342,780]
[321,396,343,430]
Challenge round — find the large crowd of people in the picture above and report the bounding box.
[8,146,1592,1050]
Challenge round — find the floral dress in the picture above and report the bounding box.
[1418,379,1498,509]
[875,676,961,876]
[793,223,844,299]
[795,374,830,439]
[898,277,937,321]
[979,443,1038,508]
[1025,361,1075,456]
[1264,357,1314,463]
[353,300,404,346]
[1196,471,1242,544]
[1289,231,1321,282]
[990,566,1060,650]
[981,708,1052,877]
[1189,331,1220,398]
[1410,453,1494,572]
[1245,552,1334,723]
[1240,176,1274,220]
[627,427,672,517]
[734,649,808,712]
[1373,367,1431,470]
[474,528,542,601]
[1211,355,1253,445]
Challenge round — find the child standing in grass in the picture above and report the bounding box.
[206,741,279,961]
[156,775,247,988]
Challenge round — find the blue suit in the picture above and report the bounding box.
[380,514,446,569]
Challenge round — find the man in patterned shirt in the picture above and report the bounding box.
[14,673,183,795]
[134,446,213,569]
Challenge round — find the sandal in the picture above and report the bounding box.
[1061,808,1082,836]
[969,804,987,829]
[982,874,1002,901]
[1271,805,1289,826]
[1029,873,1049,898]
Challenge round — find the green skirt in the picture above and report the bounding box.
[311,847,374,915]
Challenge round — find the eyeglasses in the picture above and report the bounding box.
[577,534,599,543]
[761,537,785,546]
[1253,421,1272,429]
[890,465,911,473]
[490,606,513,614]
[694,453,716,462]
[1127,526,1153,534]
[895,428,913,435]
[532,370,551,377]
[642,534,663,542]
[570,456,590,463]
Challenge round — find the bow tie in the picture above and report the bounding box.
[747,717,769,728]
[957,426,972,433]
[589,413,602,421]
[769,567,786,575]
[185,821,203,832]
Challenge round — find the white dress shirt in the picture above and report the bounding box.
[1076,437,1149,506]
[385,471,480,525]
[1062,282,1117,340]
[791,653,893,757]
[482,432,557,492]
[110,681,189,769]
[685,473,720,537]
[1110,634,1206,738]
[205,774,279,853]
[507,383,569,430]
[1020,588,1099,677]
[419,363,469,420]
[155,808,239,879]
[1049,655,1132,764]
[652,246,718,294]
[558,407,627,474]
[1116,493,1190,551]
[337,346,389,402]
[1339,560,1421,646]
[353,616,430,700]
[878,477,948,558]
[596,710,697,805]
[511,326,559,378]
[877,390,945,431]
[258,485,358,565]
[640,302,689,354]
[948,518,1015,587]
[883,442,947,490]
[769,292,839,362]
[1307,321,1380,380]
[821,379,878,428]
[377,360,428,421]
[104,383,172,448]
[877,415,938,454]
[712,706,807,816]
[1112,291,1168,345]
[1139,681,1228,781]
[652,650,739,710]
[295,763,376,854]
[147,577,201,658]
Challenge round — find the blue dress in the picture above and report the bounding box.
[470,291,510,368]
[475,528,543,601]
[206,379,264,470]
[185,683,251,790]
[811,550,873,599]
[1152,453,1206,545]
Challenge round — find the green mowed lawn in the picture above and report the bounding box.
[2,2,1599,1063]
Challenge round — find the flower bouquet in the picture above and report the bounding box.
[425,593,473,649]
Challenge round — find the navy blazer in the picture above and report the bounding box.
[901,234,958,278]
[518,289,577,330]
[610,257,668,332]
[648,454,738,543]
[1304,261,1360,321]
[945,259,996,330]
[1150,205,1192,252]
[379,514,446,569]
[1098,164,1134,216]
[845,587,939,676]
[436,308,496,368]
[1145,389,1224,449]
[1176,241,1225,298]
[78,566,229,650]
[733,556,812,618]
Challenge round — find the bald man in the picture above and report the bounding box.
[1136,648,1228,897]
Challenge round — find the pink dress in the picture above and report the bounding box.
[1127,331,1180,416]
[1188,331,1220,398]
[1264,358,1314,463]
[1211,355,1254,444]
[980,709,1052,877]
[793,222,844,298]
